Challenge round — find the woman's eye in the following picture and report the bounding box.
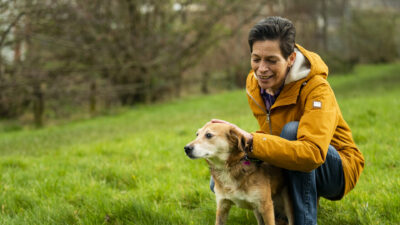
[205,133,213,139]
[252,58,260,63]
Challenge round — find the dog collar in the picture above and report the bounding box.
[241,155,263,166]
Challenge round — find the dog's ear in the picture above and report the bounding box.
[228,128,249,153]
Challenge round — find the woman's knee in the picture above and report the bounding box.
[280,121,299,141]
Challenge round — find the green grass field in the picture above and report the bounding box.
[1,63,400,224]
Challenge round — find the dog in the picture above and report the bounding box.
[184,122,293,225]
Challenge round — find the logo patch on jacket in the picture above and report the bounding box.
[313,101,322,109]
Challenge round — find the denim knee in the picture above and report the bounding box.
[210,176,215,193]
[280,121,299,141]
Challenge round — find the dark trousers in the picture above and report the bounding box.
[281,121,345,225]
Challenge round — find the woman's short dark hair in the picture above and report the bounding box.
[248,16,296,59]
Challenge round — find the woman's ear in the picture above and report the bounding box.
[288,51,296,67]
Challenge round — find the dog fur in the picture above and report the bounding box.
[184,122,293,225]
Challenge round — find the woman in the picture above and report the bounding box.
[211,16,365,225]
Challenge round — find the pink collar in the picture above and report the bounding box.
[243,160,251,166]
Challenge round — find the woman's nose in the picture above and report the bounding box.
[259,61,269,72]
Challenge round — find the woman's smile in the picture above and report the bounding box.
[257,74,274,80]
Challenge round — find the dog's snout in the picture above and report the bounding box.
[184,145,196,159]
[184,145,194,153]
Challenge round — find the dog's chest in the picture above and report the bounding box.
[212,166,263,209]
[217,188,260,209]
[215,172,260,209]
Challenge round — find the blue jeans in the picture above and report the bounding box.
[281,121,344,225]
[210,121,345,225]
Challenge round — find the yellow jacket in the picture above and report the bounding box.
[246,44,364,197]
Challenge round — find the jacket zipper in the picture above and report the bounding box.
[266,110,272,134]
[246,89,273,134]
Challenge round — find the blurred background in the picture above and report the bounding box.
[1,0,399,128]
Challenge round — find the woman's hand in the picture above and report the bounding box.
[211,119,253,141]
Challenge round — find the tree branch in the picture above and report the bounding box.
[0,12,25,47]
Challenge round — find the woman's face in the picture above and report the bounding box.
[251,40,295,93]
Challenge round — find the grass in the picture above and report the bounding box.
[1,63,400,224]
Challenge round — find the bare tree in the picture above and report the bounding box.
[0,0,398,126]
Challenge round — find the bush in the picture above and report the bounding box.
[341,9,399,64]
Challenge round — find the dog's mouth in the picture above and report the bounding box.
[185,151,197,159]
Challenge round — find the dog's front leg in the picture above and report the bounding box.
[257,185,276,225]
[215,198,232,225]
[253,210,265,225]
[259,201,275,225]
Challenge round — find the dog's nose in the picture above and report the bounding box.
[184,145,193,154]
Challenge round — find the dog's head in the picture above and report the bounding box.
[184,122,250,162]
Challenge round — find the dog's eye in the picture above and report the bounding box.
[205,133,213,139]
[196,133,199,136]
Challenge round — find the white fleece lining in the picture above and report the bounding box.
[252,48,311,85]
[285,48,310,84]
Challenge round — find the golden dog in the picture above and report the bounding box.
[184,122,293,225]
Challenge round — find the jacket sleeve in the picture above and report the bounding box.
[249,80,339,172]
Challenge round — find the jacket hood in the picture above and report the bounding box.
[293,44,329,82]
[284,47,311,84]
